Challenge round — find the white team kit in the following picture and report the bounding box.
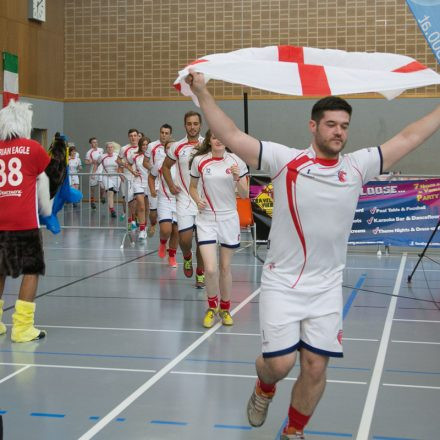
[146,140,166,209]
[99,153,120,191]
[132,152,150,196]
[68,157,82,185]
[167,136,203,231]
[150,154,177,223]
[258,141,382,358]
[118,144,137,201]
[85,147,103,187]
[190,152,248,247]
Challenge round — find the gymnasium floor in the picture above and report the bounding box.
[0,220,439,440]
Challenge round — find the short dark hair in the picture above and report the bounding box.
[89,137,97,144]
[161,123,172,133]
[311,96,352,123]
[184,111,202,125]
[128,128,139,135]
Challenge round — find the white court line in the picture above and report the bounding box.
[0,362,155,374]
[0,365,31,385]
[77,287,261,440]
[392,340,440,345]
[393,319,440,323]
[383,383,440,391]
[356,253,407,440]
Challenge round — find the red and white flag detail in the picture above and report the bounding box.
[174,45,440,105]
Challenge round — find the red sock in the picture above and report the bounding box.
[207,295,218,309]
[258,379,276,394]
[168,248,176,257]
[128,217,133,223]
[140,223,146,231]
[220,299,230,311]
[287,406,311,432]
[184,253,192,260]
[109,207,115,212]
[160,238,167,245]
[196,267,204,276]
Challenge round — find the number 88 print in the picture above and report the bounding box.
[0,158,24,187]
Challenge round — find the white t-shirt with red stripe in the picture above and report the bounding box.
[0,138,50,231]
[259,141,381,293]
[150,154,176,202]
[99,153,119,174]
[146,140,166,168]
[133,153,149,187]
[190,152,248,214]
[167,136,203,215]
[85,147,103,174]
[118,144,137,179]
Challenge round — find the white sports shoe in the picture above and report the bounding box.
[138,230,147,240]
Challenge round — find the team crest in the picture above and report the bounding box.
[338,170,347,182]
[337,329,343,345]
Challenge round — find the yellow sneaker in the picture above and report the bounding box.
[203,307,218,328]
[195,273,205,289]
[0,299,6,335]
[219,309,233,326]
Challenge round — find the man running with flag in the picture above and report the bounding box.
[185,69,440,439]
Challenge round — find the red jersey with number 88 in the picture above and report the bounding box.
[0,138,50,231]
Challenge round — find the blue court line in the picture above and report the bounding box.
[89,416,99,420]
[305,430,352,437]
[0,410,6,415]
[115,417,125,422]
[214,424,252,430]
[30,412,65,418]
[373,436,419,440]
[150,420,188,426]
[343,274,367,320]
[385,368,440,375]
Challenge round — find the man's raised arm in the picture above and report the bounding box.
[381,105,440,172]
[187,70,261,169]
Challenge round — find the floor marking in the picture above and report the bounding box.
[393,319,440,323]
[385,368,440,376]
[0,365,31,385]
[30,412,65,418]
[383,383,440,390]
[391,339,440,345]
[356,253,407,440]
[0,362,155,374]
[150,420,188,426]
[343,274,367,319]
[213,424,252,430]
[77,287,261,440]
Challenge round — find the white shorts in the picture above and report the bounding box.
[89,174,100,187]
[259,284,343,358]
[177,213,197,232]
[133,182,149,197]
[69,175,79,186]
[121,176,134,202]
[149,195,158,210]
[102,175,120,192]
[158,196,177,223]
[196,211,240,248]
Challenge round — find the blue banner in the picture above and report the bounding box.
[349,179,440,247]
[406,0,440,64]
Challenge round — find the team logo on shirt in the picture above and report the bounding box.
[205,168,211,174]
[337,329,343,345]
[226,168,232,174]
[338,170,347,182]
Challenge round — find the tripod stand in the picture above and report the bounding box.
[407,217,440,283]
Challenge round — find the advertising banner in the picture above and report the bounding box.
[406,0,440,64]
[250,175,440,247]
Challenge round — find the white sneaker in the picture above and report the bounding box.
[139,230,147,240]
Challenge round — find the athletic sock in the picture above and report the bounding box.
[196,267,204,276]
[207,295,218,309]
[139,223,146,231]
[286,406,311,433]
[220,299,230,311]
[183,253,192,260]
[160,238,167,245]
[258,379,276,394]
[168,248,177,257]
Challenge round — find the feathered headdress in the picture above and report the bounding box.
[0,99,32,140]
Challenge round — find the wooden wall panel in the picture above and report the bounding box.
[0,0,64,100]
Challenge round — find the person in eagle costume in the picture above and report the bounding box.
[0,100,80,342]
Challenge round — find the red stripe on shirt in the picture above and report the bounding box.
[392,61,427,73]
